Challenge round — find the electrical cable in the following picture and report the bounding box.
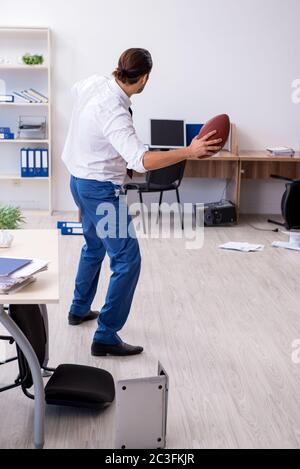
[247,223,279,233]
[219,166,236,202]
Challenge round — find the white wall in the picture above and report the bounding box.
[1,0,300,213]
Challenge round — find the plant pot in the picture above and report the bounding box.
[0,230,14,248]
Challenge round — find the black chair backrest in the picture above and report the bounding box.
[9,305,47,389]
[146,161,186,188]
[282,181,300,230]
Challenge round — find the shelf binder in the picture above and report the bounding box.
[61,227,84,236]
[0,132,14,140]
[41,149,49,177]
[20,148,49,178]
[28,89,49,104]
[0,95,14,103]
[57,221,83,230]
[27,149,35,177]
[13,91,32,103]
[35,149,42,176]
[21,149,28,177]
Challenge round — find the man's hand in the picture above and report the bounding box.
[188,131,222,159]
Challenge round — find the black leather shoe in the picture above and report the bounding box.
[91,341,144,357]
[68,311,99,326]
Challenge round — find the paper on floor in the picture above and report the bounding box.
[219,242,265,253]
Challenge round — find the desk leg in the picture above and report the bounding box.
[0,305,45,449]
[39,305,49,369]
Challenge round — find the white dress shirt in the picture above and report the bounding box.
[62,75,147,185]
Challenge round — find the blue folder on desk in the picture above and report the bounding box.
[57,221,82,230]
[61,227,83,236]
[0,258,32,277]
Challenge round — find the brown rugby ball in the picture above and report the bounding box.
[198,114,231,154]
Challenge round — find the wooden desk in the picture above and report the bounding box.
[0,229,59,449]
[129,149,300,220]
[0,230,59,305]
[186,151,241,209]
[187,151,300,214]
[239,151,300,180]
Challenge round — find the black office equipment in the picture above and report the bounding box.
[195,200,237,227]
[7,304,115,409]
[124,161,186,232]
[268,175,300,230]
[150,119,185,148]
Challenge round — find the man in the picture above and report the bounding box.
[62,48,221,357]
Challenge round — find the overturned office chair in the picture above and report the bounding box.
[268,175,300,230]
[9,304,115,409]
[124,161,186,232]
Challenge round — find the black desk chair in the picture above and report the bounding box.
[0,306,18,392]
[268,175,300,230]
[124,161,186,232]
[7,304,115,410]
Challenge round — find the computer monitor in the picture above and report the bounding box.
[186,124,204,146]
[150,119,186,149]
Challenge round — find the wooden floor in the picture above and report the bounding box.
[1,213,300,449]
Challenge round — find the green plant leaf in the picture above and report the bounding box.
[0,205,26,230]
[22,53,44,66]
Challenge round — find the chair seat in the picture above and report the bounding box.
[124,182,177,193]
[45,364,115,409]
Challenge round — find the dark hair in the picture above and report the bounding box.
[113,48,153,85]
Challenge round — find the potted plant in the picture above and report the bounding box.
[22,53,44,66]
[0,205,25,248]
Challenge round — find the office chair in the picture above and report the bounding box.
[268,175,300,230]
[8,304,115,409]
[124,161,186,232]
[0,306,19,393]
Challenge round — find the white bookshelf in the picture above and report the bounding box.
[0,139,49,144]
[0,66,48,70]
[0,174,49,181]
[0,26,52,213]
[0,103,49,107]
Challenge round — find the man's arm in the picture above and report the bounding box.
[143,131,222,171]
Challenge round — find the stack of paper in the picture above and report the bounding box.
[267,147,295,157]
[0,276,36,295]
[13,89,49,104]
[0,258,49,295]
[219,242,265,253]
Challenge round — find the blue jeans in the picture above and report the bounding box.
[70,176,141,345]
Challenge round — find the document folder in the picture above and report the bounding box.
[0,258,32,277]
[61,227,84,236]
[57,221,83,230]
[21,148,28,177]
[35,149,42,177]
